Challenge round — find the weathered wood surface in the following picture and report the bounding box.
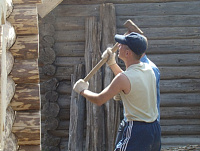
[43,132,61,147]
[54,42,84,57]
[117,15,200,28]
[53,4,99,17]
[161,125,200,135]
[42,102,60,118]
[6,76,15,107]
[160,93,200,107]
[3,21,16,49]
[161,107,200,119]
[118,27,200,40]
[40,78,59,94]
[42,64,56,76]
[162,135,200,148]
[115,2,200,16]
[100,3,120,151]
[4,106,15,138]
[145,54,200,66]
[85,17,104,151]
[48,130,69,138]
[56,81,72,94]
[44,90,58,102]
[44,117,59,130]
[38,47,55,65]
[10,84,40,111]
[37,0,63,18]
[159,66,200,80]
[13,0,42,4]
[0,51,14,75]
[160,79,200,93]
[54,30,85,42]
[55,56,84,66]
[147,39,200,54]
[54,17,85,31]
[68,64,85,151]
[10,35,38,59]
[7,5,38,35]
[12,111,40,145]
[18,145,40,151]
[4,133,18,151]
[161,119,200,126]
[10,59,39,84]
[61,0,199,4]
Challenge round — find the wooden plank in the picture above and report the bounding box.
[117,15,200,28]
[161,119,200,126]
[115,2,200,16]
[160,93,200,107]
[159,66,200,80]
[12,111,40,145]
[7,5,38,35]
[161,135,200,147]
[10,84,40,111]
[54,17,85,31]
[100,3,119,151]
[10,59,39,84]
[68,64,85,151]
[54,57,85,66]
[147,54,200,66]
[160,79,200,93]
[54,30,85,42]
[13,0,42,4]
[10,35,38,59]
[62,0,200,4]
[54,42,85,57]
[53,4,99,17]
[18,145,40,151]
[118,27,200,40]
[147,39,200,54]
[37,0,63,18]
[160,106,200,119]
[161,125,200,135]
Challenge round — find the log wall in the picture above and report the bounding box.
[39,0,200,150]
[1,0,41,150]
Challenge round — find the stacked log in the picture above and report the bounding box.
[0,0,41,150]
[1,16,17,151]
[38,12,62,150]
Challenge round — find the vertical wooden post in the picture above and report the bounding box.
[85,17,105,151]
[68,64,85,151]
[100,3,121,151]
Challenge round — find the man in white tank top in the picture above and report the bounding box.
[73,32,161,151]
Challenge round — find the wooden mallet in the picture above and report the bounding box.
[84,19,143,82]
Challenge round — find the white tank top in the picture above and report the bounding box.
[119,62,158,123]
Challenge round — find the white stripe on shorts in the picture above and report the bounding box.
[120,121,133,151]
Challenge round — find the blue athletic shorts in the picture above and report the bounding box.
[114,120,161,151]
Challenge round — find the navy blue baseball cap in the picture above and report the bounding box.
[115,32,148,55]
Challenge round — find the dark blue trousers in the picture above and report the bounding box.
[115,120,161,151]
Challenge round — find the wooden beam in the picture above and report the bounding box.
[37,0,63,18]
[10,35,38,60]
[10,84,40,111]
[7,5,38,35]
[12,111,40,145]
[13,0,42,4]
[10,59,39,84]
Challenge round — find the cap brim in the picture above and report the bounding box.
[114,34,127,45]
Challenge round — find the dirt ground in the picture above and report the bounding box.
[161,145,200,151]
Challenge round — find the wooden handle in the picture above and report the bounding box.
[84,20,143,82]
